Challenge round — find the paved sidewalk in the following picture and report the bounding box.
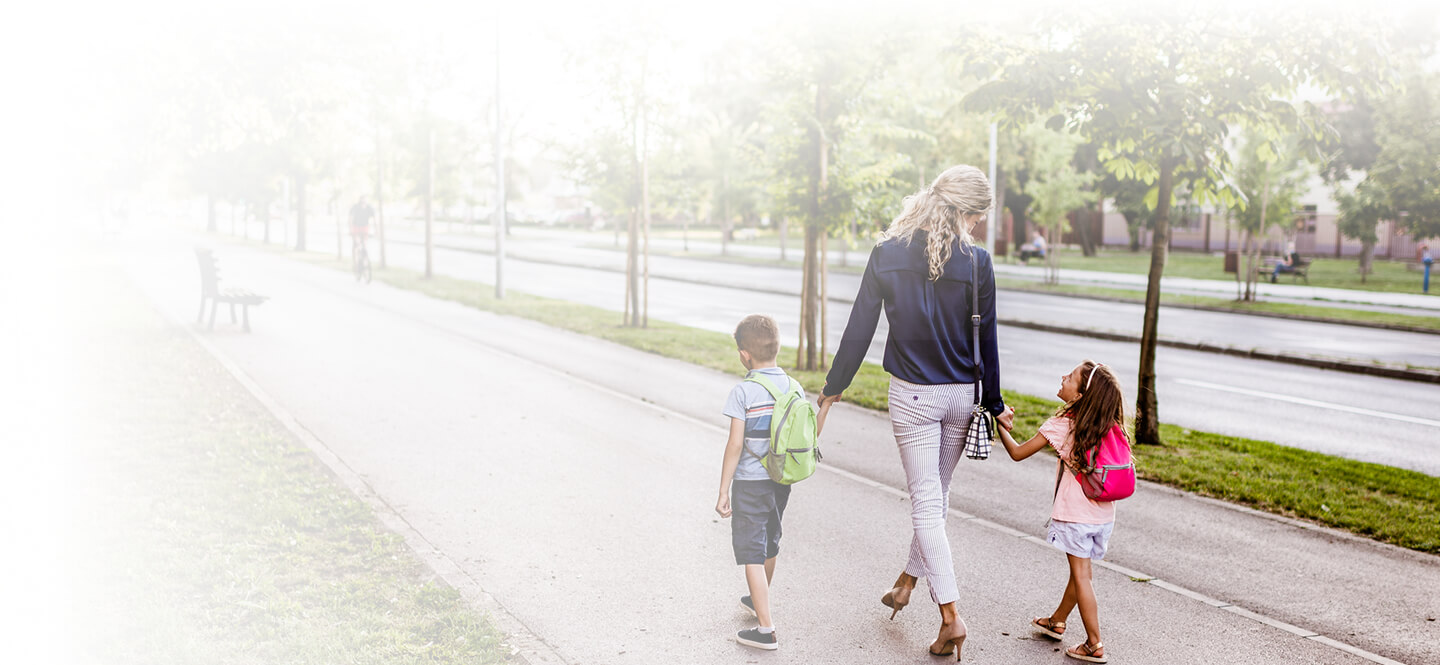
[121,231,1438,664]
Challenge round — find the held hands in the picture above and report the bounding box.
[996,406,1016,431]
[817,392,843,409]
[715,492,732,519]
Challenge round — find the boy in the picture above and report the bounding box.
[715,314,830,650]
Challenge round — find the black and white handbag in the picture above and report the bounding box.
[963,250,994,460]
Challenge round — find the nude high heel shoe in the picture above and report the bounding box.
[880,572,916,620]
[928,620,967,662]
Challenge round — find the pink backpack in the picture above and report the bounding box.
[1073,424,1135,502]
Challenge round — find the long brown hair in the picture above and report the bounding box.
[1057,360,1127,470]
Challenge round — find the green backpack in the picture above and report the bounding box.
[744,373,821,485]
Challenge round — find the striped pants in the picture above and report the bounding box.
[888,377,976,605]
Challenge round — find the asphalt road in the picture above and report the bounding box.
[360,225,1440,370]
[118,232,1440,665]
[286,226,1440,477]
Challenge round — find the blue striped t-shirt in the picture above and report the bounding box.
[722,367,804,481]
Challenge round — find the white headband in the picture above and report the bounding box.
[1084,363,1105,391]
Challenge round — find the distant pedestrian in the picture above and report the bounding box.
[995,360,1128,664]
[715,314,832,651]
[820,164,1013,661]
[1421,244,1432,294]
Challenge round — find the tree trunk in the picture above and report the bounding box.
[641,109,650,328]
[820,228,828,370]
[779,216,787,261]
[294,174,307,252]
[802,224,821,370]
[206,195,217,233]
[627,209,640,326]
[263,204,271,244]
[994,170,1009,257]
[1359,238,1374,284]
[1078,206,1097,257]
[424,126,434,279]
[376,128,387,269]
[1135,160,1174,446]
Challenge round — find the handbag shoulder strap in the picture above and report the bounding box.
[970,247,982,406]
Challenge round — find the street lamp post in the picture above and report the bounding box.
[987,122,997,256]
[494,13,506,299]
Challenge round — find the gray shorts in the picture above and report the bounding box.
[730,479,791,565]
[1047,519,1114,560]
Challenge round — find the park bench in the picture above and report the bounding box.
[195,248,268,331]
[1256,256,1311,284]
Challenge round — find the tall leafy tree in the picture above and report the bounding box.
[963,6,1390,443]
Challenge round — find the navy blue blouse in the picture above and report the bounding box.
[822,234,1005,417]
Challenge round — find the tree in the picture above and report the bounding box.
[1018,125,1095,284]
[758,21,905,371]
[1229,132,1311,300]
[963,7,1389,444]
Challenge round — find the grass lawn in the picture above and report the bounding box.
[71,257,507,664]
[1035,247,1437,297]
[995,279,1440,333]
[278,248,1440,555]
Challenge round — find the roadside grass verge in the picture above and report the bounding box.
[1037,248,1437,296]
[995,279,1440,333]
[73,258,507,664]
[286,251,1440,555]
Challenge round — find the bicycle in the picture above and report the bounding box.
[352,235,372,283]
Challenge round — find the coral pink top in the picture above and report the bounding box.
[1038,416,1116,525]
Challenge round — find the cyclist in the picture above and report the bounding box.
[349,196,375,281]
[349,196,375,256]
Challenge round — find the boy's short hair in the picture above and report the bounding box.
[733,314,780,362]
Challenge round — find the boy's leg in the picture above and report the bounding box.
[744,564,773,628]
[1067,554,1101,644]
[764,556,777,585]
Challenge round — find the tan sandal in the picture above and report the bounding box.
[1031,617,1066,640]
[1066,640,1106,663]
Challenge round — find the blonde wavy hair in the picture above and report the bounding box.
[881,165,993,281]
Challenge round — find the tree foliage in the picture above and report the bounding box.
[961,6,1393,444]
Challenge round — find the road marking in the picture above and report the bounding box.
[1177,379,1440,428]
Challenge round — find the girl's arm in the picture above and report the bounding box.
[997,424,1051,462]
[716,418,746,518]
[816,399,833,435]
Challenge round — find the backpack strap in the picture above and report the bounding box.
[744,372,800,400]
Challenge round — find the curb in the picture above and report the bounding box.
[407,239,1440,384]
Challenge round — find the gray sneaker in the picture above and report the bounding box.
[735,627,777,650]
[739,595,756,618]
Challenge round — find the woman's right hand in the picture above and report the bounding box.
[817,392,843,409]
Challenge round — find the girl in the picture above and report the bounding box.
[996,360,1126,664]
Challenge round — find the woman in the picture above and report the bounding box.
[819,165,1011,661]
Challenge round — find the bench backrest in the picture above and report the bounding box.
[195,249,222,297]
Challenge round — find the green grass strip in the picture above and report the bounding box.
[996,278,1440,333]
[280,251,1440,555]
[77,256,508,663]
